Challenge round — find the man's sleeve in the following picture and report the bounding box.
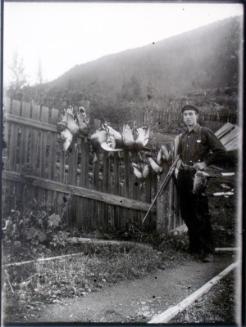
[203,127,227,166]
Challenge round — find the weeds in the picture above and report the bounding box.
[3,243,161,322]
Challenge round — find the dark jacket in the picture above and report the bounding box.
[177,124,226,166]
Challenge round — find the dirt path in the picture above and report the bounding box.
[36,253,233,323]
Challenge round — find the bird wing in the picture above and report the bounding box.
[67,107,74,117]
[101,142,123,152]
[136,128,150,146]
[90,130,107,144]
[122,124,134,146]
[157,148,162,165]
[106,125,122,142]
[132,162,139,169]
[106,135,117,149]
[148,157,162,173]
[142,164,150,178]
[192,171,208,194]
[76,110,89,130]
[161,145,170,161]
[61,129,73,152]
[67,113,79,135]
[132,166,143,179]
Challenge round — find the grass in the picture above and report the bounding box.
[3,243,163,322]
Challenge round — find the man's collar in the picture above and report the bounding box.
[185,123,200,134]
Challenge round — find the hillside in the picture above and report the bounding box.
[21,16,242,126]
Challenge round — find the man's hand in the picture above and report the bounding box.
[193,161,207,171]
[174,159,182,179]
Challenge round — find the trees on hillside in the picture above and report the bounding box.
[7,52,28,100]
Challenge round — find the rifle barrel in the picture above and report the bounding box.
[142,155,180,224]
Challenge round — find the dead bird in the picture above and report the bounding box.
[76,106,89,134]
[147,157,163,174]
[157,145,171,165]
[132,162,150,180]
[122,124,150,150]
[58,106,80,152]
[192,170,209,194]
[91,123,123,152]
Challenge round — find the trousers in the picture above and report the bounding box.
[177,167,214,255]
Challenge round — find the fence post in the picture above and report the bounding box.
[156,162,172,233]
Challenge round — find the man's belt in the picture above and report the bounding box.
[180,161,196,171]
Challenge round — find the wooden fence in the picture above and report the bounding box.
[2,98,182,233]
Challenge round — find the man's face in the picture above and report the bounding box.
[183,110,198,128]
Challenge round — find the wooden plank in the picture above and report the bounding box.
[4,120,11,169]
[169,177,175,230]
[7,123,17,171]
[50,108,60,124]
[215,122,235,139]
[124,151,130,197]
[156,163,172,233]
[84,139,90,228]
[32,103,41,120]
[79,137,87,187]
[92,154,100,227]
[5,113,57,132]
[40,106,50,123]
[149,262,238,324]
[226,138,239,152]
[220,126,240,147]
[3,170,153,212]
[40,130,48,178]
[31,130,40,175]
[17,127,26,172]
[49,133,58,181]
[3,97,11,113]
[113,153,120,195]
[59,149,65,184]
[23,128,31,167]
[68,143,78,185]
[102,152,109,228]
[77,138,88,227]
[45,131,54,206]
[21,101,32,118]
[11,100,21,116]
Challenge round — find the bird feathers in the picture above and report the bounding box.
[61,129,73,152]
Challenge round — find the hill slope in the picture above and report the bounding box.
[22,16,242,125]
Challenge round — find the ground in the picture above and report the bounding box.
[33,253,235,323]
[171,271,236,324]
[2,173,238,323]
[3,242,237,324]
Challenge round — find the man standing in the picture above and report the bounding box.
[176,105,226,262]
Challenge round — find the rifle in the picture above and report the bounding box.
[142,155,180,224]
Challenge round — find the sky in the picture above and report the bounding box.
[4,2,243,86]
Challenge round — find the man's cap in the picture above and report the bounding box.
[181,105,199,114]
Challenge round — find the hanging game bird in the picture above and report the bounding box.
[57,105,90,152]
[90,129,107,148]
[58,106,80,152]
[90,122,150,154]
[157,145,171,165]
[192,170,209,194]
[100,123,123,152]
[147,144,171,177]
[122,124,150,150]
[132,162,150,180]
[76,106,90,134]
[147,157,163,174]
